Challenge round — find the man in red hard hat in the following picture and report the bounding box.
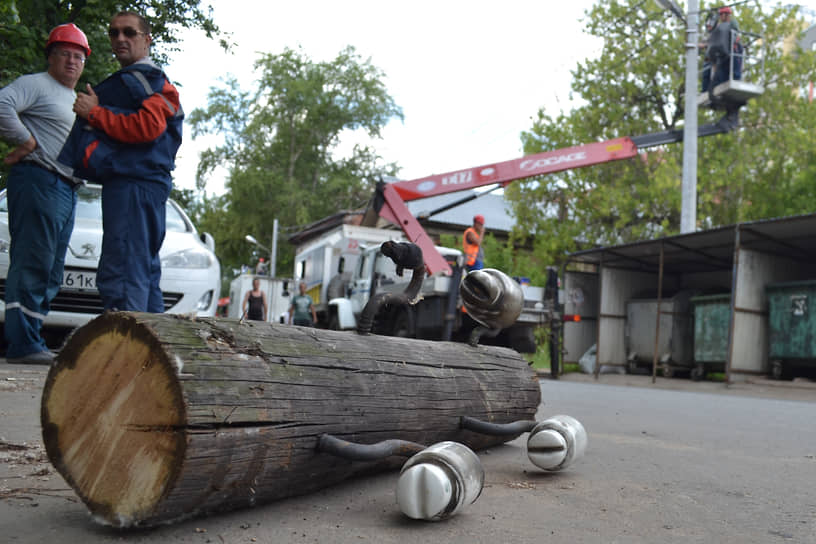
[463,214,486,272]
[0,23,89,364]
[701,5,741,92]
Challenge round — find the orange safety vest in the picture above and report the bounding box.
[462,227,480,266]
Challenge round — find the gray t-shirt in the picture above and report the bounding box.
[0,72,80,181]
[291,294,314,322]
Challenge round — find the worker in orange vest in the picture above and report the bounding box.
[462,214,485,272]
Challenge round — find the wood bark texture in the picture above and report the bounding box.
[41,311,541,527]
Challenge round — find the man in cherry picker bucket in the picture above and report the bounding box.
[701,6,742,93]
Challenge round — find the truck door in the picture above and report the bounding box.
[349,249,374,316]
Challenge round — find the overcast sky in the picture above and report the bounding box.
[163,1,816,196]
[163,1,608,195]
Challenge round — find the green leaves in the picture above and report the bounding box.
[0,0,225,183]
[0,0,227,89]
[508,0,816,267]
[189,46,403,278]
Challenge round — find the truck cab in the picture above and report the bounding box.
[331,243,463,335]
[291,224,406,325]
[329,242,546,353]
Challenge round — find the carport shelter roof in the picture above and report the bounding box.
[567,213,816,274]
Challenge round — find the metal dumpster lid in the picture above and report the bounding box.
[765,279,816,291]
[690,293,732,303]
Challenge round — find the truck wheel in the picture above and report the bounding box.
[391,310,415,338]
[328,315,340,331]
[507,327,536,354]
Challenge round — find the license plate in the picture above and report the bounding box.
[62,270,97,291]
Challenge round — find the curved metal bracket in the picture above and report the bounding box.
[460,416,537,437]
[317,434,426,461]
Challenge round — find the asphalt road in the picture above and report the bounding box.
[1,364,815,543]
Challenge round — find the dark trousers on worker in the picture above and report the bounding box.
[97,179,168,312]
[4,163,76,358]
[702,50,742,93]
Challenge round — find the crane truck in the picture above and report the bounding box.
[294,30,763,362]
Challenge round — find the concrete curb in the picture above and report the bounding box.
[536,370,816,391]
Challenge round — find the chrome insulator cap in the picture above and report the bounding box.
[527,415,588,471]
[460,268,524,329]
[396,441,484,520]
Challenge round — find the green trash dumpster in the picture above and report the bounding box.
[691,294,731,380]
[766,280,816,380]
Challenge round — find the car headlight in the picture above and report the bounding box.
[161,247,213,269]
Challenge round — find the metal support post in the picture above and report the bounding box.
[270,218,278,278]
[681,0,699,233]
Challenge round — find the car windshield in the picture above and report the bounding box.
[0,185,191,233]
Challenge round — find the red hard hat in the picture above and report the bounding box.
[46,23,91,57]
[718,6,732,14]
[259,258,265,262]
[473,214,485,225]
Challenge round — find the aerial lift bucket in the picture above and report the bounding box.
[698,28,765,110]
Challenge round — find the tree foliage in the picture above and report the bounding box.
[1,0,225,86]
[438,231,548,285]
[506,1,816,266]
[189,46,403,278]
[0,0,226,179]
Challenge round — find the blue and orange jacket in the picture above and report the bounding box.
[58,60,183,188]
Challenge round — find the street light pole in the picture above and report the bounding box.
[244,234,270,274]
[270,219,278,278]
[655,0,699,233]
[680,0,699,234]
[246,225,279,276]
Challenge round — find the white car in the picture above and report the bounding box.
[0,184,221,330]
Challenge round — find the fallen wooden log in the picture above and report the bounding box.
[41,312,541,527]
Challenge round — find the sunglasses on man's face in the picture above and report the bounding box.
[108,27,144,39]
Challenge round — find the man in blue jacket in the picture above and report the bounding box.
[59,11,183,312]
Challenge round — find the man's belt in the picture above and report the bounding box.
[20,160,82,189]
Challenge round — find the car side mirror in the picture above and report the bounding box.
[200,232,215,252]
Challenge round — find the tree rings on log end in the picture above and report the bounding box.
[41,312,186,527]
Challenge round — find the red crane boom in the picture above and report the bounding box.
[374,137,640,276]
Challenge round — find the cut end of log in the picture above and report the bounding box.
[41,312,186,526]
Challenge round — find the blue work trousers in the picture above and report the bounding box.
[4,163,77,358]
[97,180,168,312]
